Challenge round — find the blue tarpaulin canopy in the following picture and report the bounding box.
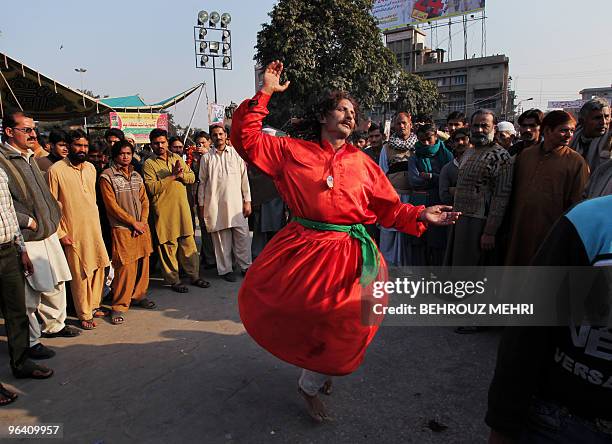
[99,84,204,112]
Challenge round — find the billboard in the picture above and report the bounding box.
[372,0,486,31]
[109,112,168,144]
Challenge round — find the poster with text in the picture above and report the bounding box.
[208,103,226,126]
[109,112,168,144]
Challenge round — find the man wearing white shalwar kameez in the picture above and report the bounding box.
[198,126,252,282]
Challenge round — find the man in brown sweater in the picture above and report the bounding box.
[100,140,154,324]
[505,111,589,265]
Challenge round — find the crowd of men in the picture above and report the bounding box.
[0,112,265,397]
[350,98,612,442]
[0,96,610,440]
[351,98,611,272]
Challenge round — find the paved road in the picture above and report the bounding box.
[0,268,500,443]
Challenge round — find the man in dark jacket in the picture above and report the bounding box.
[509,108,544,157]
[487,195,612,443]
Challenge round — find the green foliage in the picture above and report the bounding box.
[393,70,440,116]
[256,0,435,127]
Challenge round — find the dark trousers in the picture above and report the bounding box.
[0,244,30,373]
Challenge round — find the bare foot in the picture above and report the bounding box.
[298,387,330,423]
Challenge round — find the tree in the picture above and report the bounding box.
[255,0,402,127]
[393,71,440,116]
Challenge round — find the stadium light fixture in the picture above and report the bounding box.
[197,10,208,25]
[194,9,232,103]
[220,13,231,28]
[209,11,220,27]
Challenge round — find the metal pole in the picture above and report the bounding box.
[182,83,206,145]
[212,57,218,103]
[76,68,88,130]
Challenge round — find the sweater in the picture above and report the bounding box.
[453,143,514,236]
[0,142,61,241]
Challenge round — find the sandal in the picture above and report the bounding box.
[93,308,108,318]
[80,319,96,330]
[131,298,156,309]
[171,283,189,293]
[0,384,17,406]
[110,311,124,325]
[191,278,211,288]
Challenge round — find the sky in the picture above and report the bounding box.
[1,0,611,128]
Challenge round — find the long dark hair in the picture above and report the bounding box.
[289,90,360,141]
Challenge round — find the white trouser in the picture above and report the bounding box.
[25,282,67,346]
[211,226,252,275]
[298,369,331,396]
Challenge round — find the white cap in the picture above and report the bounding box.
[496,121,516,135]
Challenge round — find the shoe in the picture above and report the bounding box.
[221,272,237,282]
[42,326,81,338]
[13,362,54,379]
[241,268,249,277]
[27,343,56,360]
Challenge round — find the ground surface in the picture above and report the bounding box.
[0,268,500,444]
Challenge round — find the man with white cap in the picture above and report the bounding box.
[495,121,517,150]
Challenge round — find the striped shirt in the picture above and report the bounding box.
[0,167,26,251]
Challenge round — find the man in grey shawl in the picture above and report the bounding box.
[570,97,611,172]
[585,158,612,198]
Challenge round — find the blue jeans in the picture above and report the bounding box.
[520,399,612,443]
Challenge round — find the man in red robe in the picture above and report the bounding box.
[230,61,460,422]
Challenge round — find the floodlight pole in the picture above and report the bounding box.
[75,67,87,129]
[212,57,218,103]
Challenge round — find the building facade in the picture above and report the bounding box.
[382,26,513,124]
[580,86,612,101]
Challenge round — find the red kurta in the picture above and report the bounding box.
[231,92,426,375]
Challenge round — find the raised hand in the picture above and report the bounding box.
[261,60,290,95]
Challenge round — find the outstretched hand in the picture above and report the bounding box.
[261,60,290,95]
[418,205,461,226]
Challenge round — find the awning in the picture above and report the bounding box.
[0,51,204,121]
[99,84,204,112]
[0,51,110,121]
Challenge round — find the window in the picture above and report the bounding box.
[453,75,466,85]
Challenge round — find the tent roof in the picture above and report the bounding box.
[100,95,147,108]
[99,84,204,111]
[0,51,204,121]
[0,51,110,121]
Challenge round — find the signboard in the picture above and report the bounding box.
[548,99,611,109]
[208,103,226,126]
[372,0,486,31]
[109,112,168,144]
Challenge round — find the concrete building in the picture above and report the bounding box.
[580,85,612,101]
[415,54,512,122]
[381,26,514,124]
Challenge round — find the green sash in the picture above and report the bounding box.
[294,217,379,286]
